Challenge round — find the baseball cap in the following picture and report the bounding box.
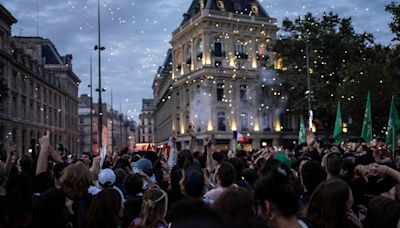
[273,151,292,169]
[135,158,153,174]
[98,168,116,186]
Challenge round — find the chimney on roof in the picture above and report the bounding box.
[192,4,200,15]
[183,12,190,21]
[65,54,72,68]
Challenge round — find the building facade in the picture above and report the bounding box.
[0,4,80,156]
[152,0,298,151]
[138,99,154,144]
[79,94,136,155]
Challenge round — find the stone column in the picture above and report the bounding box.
[250,36,257,68]
[202,31,211,65]
[191,39,196,71]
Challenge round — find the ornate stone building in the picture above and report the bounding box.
[0,4,80,155]
[79,94,137,155]
[154,0,298,151]
[138,99,154,144]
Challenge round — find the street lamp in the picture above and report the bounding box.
[95,0,105,153]
[305,40,313,130]
[88,55,93,155]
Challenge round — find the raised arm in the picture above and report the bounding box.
[187,122,197,153]
[205,134,215,173]
[49,146,63,163]
[167,130,178,172]
[2,144,15,188]
[36,131,50,175]
[373,164,400,183]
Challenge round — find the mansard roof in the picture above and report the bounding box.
[42,38,65,65]
[0,4,17,26]
[181,0,271,25]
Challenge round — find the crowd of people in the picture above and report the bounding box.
[1,128,400,228]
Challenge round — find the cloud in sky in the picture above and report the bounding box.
[2,0,395,120]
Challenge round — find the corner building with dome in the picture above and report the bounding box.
[152,0,298,151]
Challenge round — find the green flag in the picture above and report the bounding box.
[298,115,306,144]
[361,92,372,142]
[386,97,400,151]
[333,100,343,145]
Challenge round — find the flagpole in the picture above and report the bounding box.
[369,92,372,142]
[392,96,396,162]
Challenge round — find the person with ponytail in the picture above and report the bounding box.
[254,165,305,228]
[130,187,168,228]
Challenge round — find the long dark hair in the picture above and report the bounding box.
[364,196,400,228]
[306,178,352,228]
[213,187,257,228]
[32,189,69,228]
[82,188,122,228]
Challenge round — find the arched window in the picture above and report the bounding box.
[240,112,249,131]
[217,112,226,131]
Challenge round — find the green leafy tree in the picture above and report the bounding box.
[386,1,400,42]
[269,12,374,135]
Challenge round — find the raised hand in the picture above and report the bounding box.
[39,130,50,150]
[187,122,196,138]
[306,129,315,146]
[5,143,16,156]
[204,133,215,147]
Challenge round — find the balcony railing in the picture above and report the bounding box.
[256,54,269,61]
[212,50,226,57]
[235,52,248,59]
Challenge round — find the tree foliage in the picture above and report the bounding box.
[386,1,400,42]
[267,11,400,137]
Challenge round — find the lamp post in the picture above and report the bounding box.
[305,40,313,130]
[95,0,105,153]
[88,55,93,154]
[111,88,113,154]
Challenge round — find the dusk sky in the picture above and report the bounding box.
[2,0,395,121]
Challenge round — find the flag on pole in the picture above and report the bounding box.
[233,131,249,143]
[333,100,343,145]
[298,115,306,144]
[361,92,372,142]
[386,97,400,151]
[99,144,107,169]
